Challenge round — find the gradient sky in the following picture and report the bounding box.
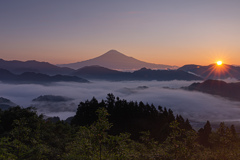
[1,0,240,66]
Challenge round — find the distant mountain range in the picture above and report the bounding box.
[0,68,88,84]
[72,65,202,81]
[0,58,74,75]
[0,65,202,83]
[185,79,240,101]
[58,50,178,71]
[178,64,240,80]
[1,50,240,82]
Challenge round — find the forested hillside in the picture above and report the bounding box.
[0,94,239,160]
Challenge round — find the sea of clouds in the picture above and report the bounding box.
[1,80,240,129]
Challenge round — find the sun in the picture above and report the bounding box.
[217,61,223,66]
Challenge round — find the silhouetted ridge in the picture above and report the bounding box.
[178,64,240,80]
[0,97,12,103]
[32,95,73,102]
[0,69,89,84]
[77,65,122,74]
[0,97,17,110]
[0,58,74,75]
[0,68,16,80]
[186,79,240,101]
[73,65,202,81]
[73,65,129,80]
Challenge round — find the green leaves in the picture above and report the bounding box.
[64,108,137,159]
[1,97,240,160]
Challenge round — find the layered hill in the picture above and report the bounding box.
[0,97,17,110]
[185,79,240,101]
[0,59,74,75]
[73,65,130,80]
[73,65,202,81]
[32,95,73,102]
[178,64,240,80]
[0,68,88,84]
[59,50,177,71]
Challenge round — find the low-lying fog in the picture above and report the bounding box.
[1,80,240,129]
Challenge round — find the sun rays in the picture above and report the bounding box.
[202,61,233,80]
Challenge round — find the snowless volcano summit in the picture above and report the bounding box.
[59,50,177,71]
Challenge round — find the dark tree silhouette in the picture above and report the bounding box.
[71,94,192,142]
[198,120,212,147]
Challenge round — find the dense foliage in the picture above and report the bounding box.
[71,93,192,142]
[0,94,240,160]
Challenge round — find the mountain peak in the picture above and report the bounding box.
[106,49,121,54]
[95,50,131,62]
[101,50,127,57]
[58,50,176,70]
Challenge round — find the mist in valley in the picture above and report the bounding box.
[1,80,240,128]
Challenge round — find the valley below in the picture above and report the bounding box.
[1,50,240,130]
[1,79,240,129]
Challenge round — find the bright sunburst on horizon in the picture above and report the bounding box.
[217,61,223,66]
